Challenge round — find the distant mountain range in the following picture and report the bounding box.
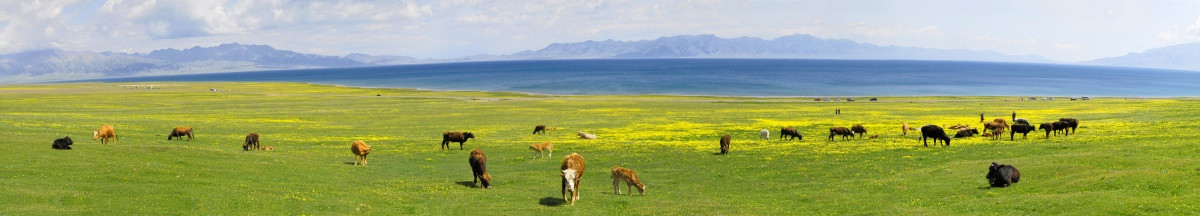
[1079,42,1200,71]
[2,34,1198,83]
[0,43,420,83]
[501,34,1054,63]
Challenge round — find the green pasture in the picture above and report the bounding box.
[0,82,1197,214]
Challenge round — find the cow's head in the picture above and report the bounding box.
[480,173,492,189]
[562,169,578,192]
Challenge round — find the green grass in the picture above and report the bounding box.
[1,82,1198,215]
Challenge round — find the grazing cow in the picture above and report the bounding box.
[561,153,586,205]
[989,127,1005,140]
[611,166,646,196]
[719,134,731,154]
[52,136,73,150]
[1039,122,1055,138]
[829,127,854,141]
[954,129,979,138]
[983,122,1008,132]
[577,131,597,140]
[1052,121,1071,136]
[1010,124,1035,140]
[168,126,194,141]
[760,129,769,140]
[533,125,549,135]
[992,118,1008,125]
[243,132,260,151]
[442,131,475,150]
[1059,118,1079,134]
[351,140,371,166]
[901,123,910,136]
[93,124,117,144]
[920,125,951,147]
[851,125,867,139]
[469,148,492,189]
[986,162,1021,187]
[780,127,802,141]
[529,142,553,158]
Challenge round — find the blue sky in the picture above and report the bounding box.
[2,0,1199,61]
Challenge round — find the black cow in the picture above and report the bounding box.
[920,125,951,147]
[1058,118,1079,134]
[829,127,854,141]
[1052,121,1071,136]
[1010,124,1035,140]
[52,136,73,150]
[780,127,802,141]
[986,162,1021,187]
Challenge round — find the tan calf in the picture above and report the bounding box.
[529,142,553,158]
[610,166,646,196]
[93,124,117,144]
[351,140,371,166]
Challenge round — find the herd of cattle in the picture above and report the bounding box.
[749,116,1080,148]
[51,124,644,205]
[49,116,1077,204]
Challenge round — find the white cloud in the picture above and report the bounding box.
[0,0,83,53]
[3,0,1200,62]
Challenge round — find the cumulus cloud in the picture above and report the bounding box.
[1154,13,1200,44]
[92,0,434,40]
[4,0,1200,61]
[0,0,83,53]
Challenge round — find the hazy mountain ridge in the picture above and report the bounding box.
[504,34,1053,63]
[1079,42,1200,71]
[145,43,364,68]
[0,43,393,83]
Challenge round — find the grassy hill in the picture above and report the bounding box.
[1,82,1196,214]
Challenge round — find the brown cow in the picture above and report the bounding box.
[469,148,492,189]
[243,132,260,151]
[93,124,117,144]
[780,127,802,141]
[168,126,194,141]
[829,127,853,141]
[1039,122,1055,138]
[901,123,910,136]
[719,134,731,155]
[561,153,586,205]
[851,125,867,139]
[1059,118,1079,134]
[533,125,549,135]
[442,131,475,150]
[351,140,371,166]
[983,122,1008,132]
[611,166,646,196]
[948,124,969,130]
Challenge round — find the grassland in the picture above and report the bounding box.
[1,82,1198,215]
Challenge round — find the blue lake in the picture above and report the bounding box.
[82,59,1200,96]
